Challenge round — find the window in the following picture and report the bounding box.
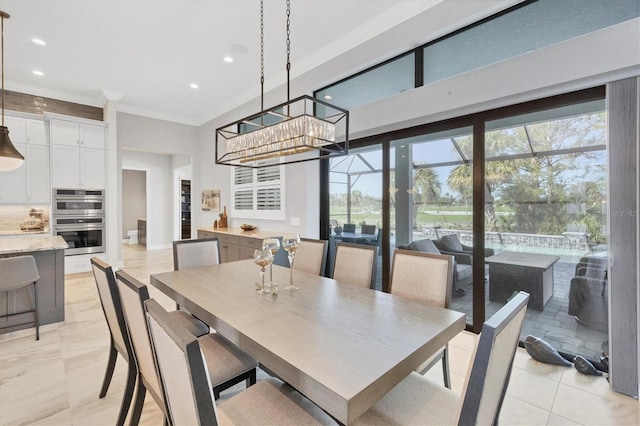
[230,162,285,220]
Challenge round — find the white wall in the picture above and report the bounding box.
[117,113,198,153]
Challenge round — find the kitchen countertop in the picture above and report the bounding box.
[0,236,68,255]
[0,230,50,237]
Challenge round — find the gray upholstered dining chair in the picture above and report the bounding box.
[144,298,337,425]
[173,237,221,270]
[116,271,258,424]
[361,224,376,235]
[293,238,328,276]
[390,249,454,388]
[90,257,137,426]
[332,242,377,289]
[173,237,221,312]
[0,255,40,340]
[354,291,529,425]
[342,223,356,233]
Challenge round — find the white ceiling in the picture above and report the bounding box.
[1,1,515,126]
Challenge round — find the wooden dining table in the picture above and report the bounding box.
[150,259,466,424]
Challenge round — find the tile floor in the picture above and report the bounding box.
[0,244,638,425]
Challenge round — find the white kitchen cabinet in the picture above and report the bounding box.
[50,118,107,189]
[26,144,51,202]
[0,117,50,204]
[0,143,26,203]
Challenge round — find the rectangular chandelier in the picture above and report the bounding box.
[216,95,349,168]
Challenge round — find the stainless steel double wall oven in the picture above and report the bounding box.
[51,188,105,255]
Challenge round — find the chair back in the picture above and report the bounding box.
[293,238,328,276]
[174,238,221,270]
[361,224,376,235]
[343,223,356,233]
[145,299,218,426]
[458,291,529,425]
[0,255,39,290]
[91,258,130,357]
[333,242,377,289]
[390,249,454,308]
[115,271,163,398]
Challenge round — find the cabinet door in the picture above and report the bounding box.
[238,245,256,261]
[51,120,80,147]
[81,124,106,149]
[0,143,27,202]
[26,119,47,146]
[52,145,81,188]
[81,148,106,189]
[26,145,50,203]
[5,116,26,144]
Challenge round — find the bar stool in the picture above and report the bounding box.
[0,255,40,340]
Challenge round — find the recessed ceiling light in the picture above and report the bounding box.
[223,56,233,63]
[32,38,46,46]
[32,70,44,76]
[190,83,199,89]
[324,94,332,100]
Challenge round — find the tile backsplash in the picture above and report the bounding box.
[0,206,50,231]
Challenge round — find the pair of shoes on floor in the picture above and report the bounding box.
[453,288,465,298]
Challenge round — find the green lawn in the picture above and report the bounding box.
[330,206,479,229]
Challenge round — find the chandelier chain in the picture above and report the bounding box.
[260,0,264,114]
[1,14,4,126]
[286,0,291,106]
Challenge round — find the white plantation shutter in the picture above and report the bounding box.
[231,162,285,220]
[234,190,253,210]
[257,165,280,182]
[257,187,281,210]
[234,167,253,185]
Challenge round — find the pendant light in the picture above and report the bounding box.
[0,10,23,172]
[216,0,348,168]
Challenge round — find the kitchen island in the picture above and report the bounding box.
[0,236,68,335]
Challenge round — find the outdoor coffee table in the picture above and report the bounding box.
[486,251,560,311]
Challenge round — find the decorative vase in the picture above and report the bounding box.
[334,226,343,235]
[219,206,228,228]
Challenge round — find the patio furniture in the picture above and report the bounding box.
[486,251,559,311]
[361,224,376,235]
[569,257,608,333]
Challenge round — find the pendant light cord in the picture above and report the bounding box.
[260,0,264,118]
[286,0,291,113]
[1,14,5,127]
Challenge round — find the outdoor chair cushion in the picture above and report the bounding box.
[437,234,465,252]
[455,263,473,282]
[408,239,440,254]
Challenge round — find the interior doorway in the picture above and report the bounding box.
[122,169,147,245]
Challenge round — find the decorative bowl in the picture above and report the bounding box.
[240,224,257,231]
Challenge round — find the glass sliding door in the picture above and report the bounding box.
[390,127,475,322]
[484,99,608,360]
[328,144,383,289]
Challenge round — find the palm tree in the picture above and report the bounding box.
[412,167,441,227]
[448,133,522,232]
[351,190,363,213]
